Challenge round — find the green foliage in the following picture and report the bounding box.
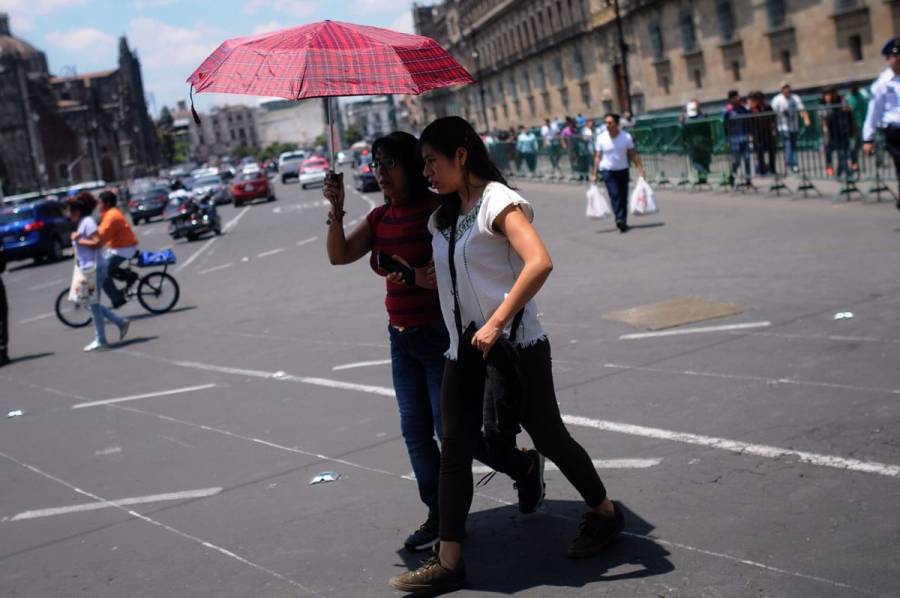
[158,106,174,128]
[343,125,363,146]
[233,145,256,159]
[173,138,190,164]
[257,142,298,162]
[313,134,327,148]
[157,126,176,165]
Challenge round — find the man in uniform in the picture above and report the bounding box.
[863,36,900,209]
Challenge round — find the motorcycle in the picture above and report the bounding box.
[164,189,222,241]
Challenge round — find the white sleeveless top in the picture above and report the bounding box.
[427,182,546,360]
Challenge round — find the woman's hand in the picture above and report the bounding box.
[322,173,345,214]
[471,321,503,359]
[70,232,80,242]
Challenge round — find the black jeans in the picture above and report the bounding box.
[438,339,607,541]
[601,169,630,225]
[0,277,7,355]
[885,127,900,185]
[103,255,138,305]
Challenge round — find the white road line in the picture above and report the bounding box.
[0,451,323,597]
[28,278,65,292]
[332,359,392,371]
[472,458,661,474]
[256,248,286,259]
[603,362,900,395]
[198,263,233,275]
[71,383,216,409]
[9,487,223,521]
[94,446,122,456]
[174,206,251,273]
[297,236,317,247]
[19,312,55,324]
[738,331,900,345]
[561,415,900,478]
[620,321,771,340]
[115,351,900,480]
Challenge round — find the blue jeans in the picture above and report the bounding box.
[389,321,525,514]
[730,140,751,179]
[781,131,798,168]
[91,267,127,345]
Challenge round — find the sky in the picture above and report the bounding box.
[0,0,422,116]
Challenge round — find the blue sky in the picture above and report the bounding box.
[0,0,421,115]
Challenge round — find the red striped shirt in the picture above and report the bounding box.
[367,202,442,328]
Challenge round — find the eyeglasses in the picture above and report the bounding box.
[371,157,398,171]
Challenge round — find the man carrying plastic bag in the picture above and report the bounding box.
[591,113,646,233]
[586,183,612,219]
[629,177,659,216]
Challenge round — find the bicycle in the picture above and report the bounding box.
[55,249,180,328]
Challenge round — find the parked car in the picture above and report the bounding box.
[353,154,378,192]
[279,151,307,184]
[336,151,353,165]
[0,199,74,264]
[191,174,230,205]
[232,170,276,206]
[299,157,330,189]
[128,185,170,225]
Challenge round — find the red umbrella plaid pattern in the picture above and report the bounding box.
[187,20,474,100]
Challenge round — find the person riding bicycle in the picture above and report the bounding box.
[97,191,139,309]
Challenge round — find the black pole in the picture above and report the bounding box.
[476,55,490,133]
[614,0,633,115]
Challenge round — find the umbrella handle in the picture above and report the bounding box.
[326,97,336,173]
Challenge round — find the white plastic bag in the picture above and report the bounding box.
[628,176,659,216]
[67,262,96,305]
[586,183,612,220]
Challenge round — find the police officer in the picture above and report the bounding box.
[863,36,900,209]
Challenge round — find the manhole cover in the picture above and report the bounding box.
[602,298,747,331]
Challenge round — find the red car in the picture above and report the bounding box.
[231,170,275,206]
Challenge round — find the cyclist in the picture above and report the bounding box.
[97,191,139,308]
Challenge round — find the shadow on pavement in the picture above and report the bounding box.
[628,222,666,230]
[392,500,672,594]
[128,305,197,321]
[110,336,158,349]
[4,352,55,366]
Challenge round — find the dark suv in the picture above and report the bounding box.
[0,200,74,264]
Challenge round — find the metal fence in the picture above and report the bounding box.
[488,108,898,202]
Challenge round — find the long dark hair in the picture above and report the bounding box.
[419,116,511,230]
[371,131,430,205]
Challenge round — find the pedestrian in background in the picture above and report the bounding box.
[819,87,854,178]
[771,83,810,174]
[323,131,541,553]
[561,117,577,177]
[864,36,900,209]
[749,91,777,176]
[846,82,870,171]
[723,90,752,186]
[680,100,712,184]
[540,117,562,177]
[97,191,139,308]
[389,116,624,594]
[591,112,646,233]
[67,192,129,352]
[0,243,8,366]
[516,125,538,175]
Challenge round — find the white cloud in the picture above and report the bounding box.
[251,20,283,35]
[45,27,117,57]
[242,0,317,19]
[352,0,413,14]
[389,11,414,34]
[127,16,223,70]
[133,0,177,8]
[0,0,88,32]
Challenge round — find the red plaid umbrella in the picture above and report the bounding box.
[186,20,474,163]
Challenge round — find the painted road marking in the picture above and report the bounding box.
[471,458,661,475]
[28,278,65,292]
[332,359,392,371]
[603,362,900,395]
[297,236,317,247]
[620,321,771,340]
[175,206,251,273]
[71,383,216,409]
[19,312,55,324]
[0,451,324,596]
[9,487,223,521]
[116,351,900,479]
[257,248,286,259]
[198,263,233,275]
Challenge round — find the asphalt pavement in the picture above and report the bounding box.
[1,172,899,597]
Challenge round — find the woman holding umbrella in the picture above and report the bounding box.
[388,117,624,594]
[322,132,544,553]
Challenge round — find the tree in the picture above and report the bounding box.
[343,125,363,146]
[158,127,176,165]
[158,106,173,128]
[257,142,298,163]
[313,134,327,149]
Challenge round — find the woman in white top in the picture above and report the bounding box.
[389,116,623,595]
[591,112,645,233]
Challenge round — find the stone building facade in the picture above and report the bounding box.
[413,0,897,130]
[0,13,159,195]
[190,104,260,162]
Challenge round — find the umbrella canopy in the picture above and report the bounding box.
[186,20,474,100]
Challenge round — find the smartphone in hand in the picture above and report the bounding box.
[377,251,415,285]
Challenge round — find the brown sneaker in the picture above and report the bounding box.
[567,501,625,559]
[388,555,466,594]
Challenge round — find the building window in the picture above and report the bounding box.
[632,93,646,113]
[522,70,532,93]
[693,68,703,89]
[553,55,564,87]
[556,1,564,28]
[492,106,498,122]
[767,0,786,29]
[648,22,664,61]
[835,0,859,10]
[542,91,552,111]
[781,49,792,73]
[573,47,585,80]
[680,9,697,51]
[849,34,863,61]
[497,79,505,102]
[509,74,518,99]
[662,75,671,95]
[579,81,591,106]
[527,96,536,115]
[537,64,547,91]
[603,99,614,114]
[731,60,741,81]
[559,86,570,109]
[514,99,522,118]
[716,0,735,41]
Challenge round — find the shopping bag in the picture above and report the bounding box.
[628,177,659,216]
[585,183,612,220]
[67,262,96,305]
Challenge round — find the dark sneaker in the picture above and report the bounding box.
[567,501,625,559]
[388,555,466,594]
[404,512,439,552]
[514,449,545,514]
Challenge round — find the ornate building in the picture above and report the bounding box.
[0,14,159,195]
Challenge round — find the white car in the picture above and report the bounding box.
[298,157,330,189]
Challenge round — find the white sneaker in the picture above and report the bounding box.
[83,340,108,352]
[118,320,130,342]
